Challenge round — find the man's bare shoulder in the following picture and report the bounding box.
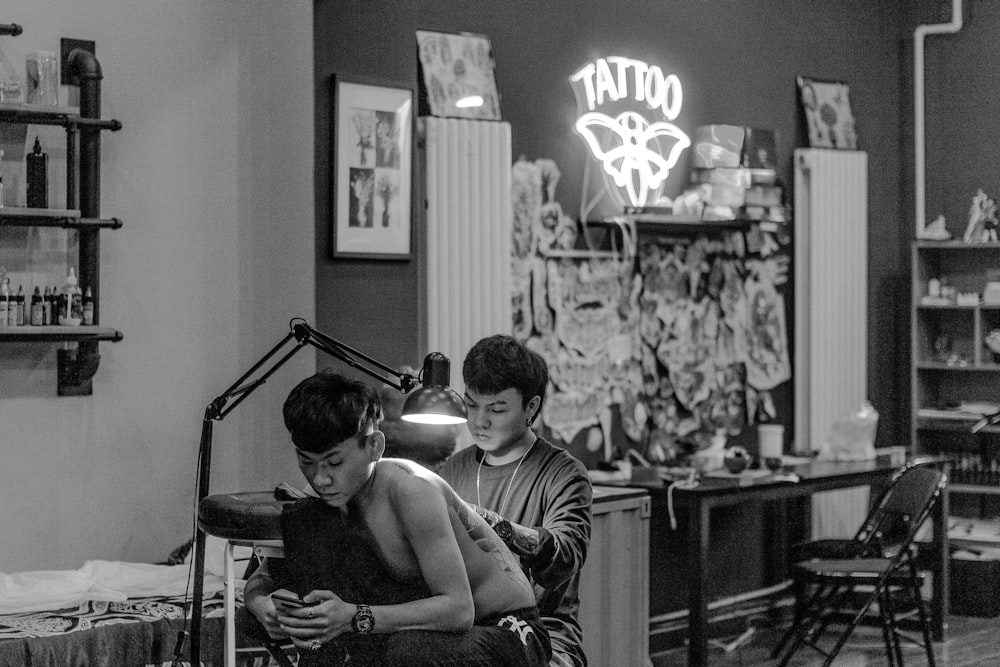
[380,459,479,524]
[377,458,449,505]
[381,457,450,492]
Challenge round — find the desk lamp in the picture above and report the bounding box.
[185,317,467,663]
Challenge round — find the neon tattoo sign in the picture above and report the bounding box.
[569,57,690,208]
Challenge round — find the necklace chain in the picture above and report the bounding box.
[477,439,537,518]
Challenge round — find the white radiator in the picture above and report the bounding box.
[419,117,513,394]
[794,148,870,539]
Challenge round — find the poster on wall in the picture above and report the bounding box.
[797,76,858,150]
[331,74,414,260]
[416,30,502,120]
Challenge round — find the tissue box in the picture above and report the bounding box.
[745,184,783,207]
[692,125,745,168]
[691,167,751,188]
[983,282,1000,305]
[699,183,746,207]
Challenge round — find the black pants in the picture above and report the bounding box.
[237,605,551,667]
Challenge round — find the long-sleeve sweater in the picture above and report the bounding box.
[438,437,593,666]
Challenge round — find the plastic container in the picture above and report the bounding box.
[61,268,83,326]
[25,51,58,106]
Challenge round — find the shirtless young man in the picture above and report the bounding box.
[243,371,550,667]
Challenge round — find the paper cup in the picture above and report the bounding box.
[758,424,784,460]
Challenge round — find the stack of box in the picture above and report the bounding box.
[983,282,1000,306]
[682,125,787,223]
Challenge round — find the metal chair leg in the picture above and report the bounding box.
[909,564,937,667]
[878,586,900,667]
[819,581,886,667]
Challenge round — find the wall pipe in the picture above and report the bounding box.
[914,0,963,237]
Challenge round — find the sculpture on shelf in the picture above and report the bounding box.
[962,189,999,243]
[918,213,951,241]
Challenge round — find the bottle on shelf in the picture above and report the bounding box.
[0,277,9,327]
[15,284,24,325]
[30,286,43,325]
[49,285,60,325]
[5,279,14,327]
[26,136,47,208]
[42,285,52,325]
[82,287,94,326]
[61,269,83,326]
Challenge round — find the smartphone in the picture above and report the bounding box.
[271,592,320,608]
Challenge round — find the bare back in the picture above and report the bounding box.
[359,458,535,620]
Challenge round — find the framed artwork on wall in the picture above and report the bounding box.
[331,74,414,260]
[796,76,858,150]
[416,30,501,120]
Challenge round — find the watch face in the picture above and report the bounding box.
[353,605,374,634]
[495,519,513,542]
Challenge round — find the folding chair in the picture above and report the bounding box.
[771,461,946,667]
[784,458,939,623]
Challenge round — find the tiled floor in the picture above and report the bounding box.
[651,615,1000,666]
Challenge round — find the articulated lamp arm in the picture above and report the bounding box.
[187,317,465,664]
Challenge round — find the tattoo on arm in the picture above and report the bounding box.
[512,530,540,556]
[475,504,541,557]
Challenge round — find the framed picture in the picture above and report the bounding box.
[796,76,858,150]
[332,75,414,260]
[416,30,501,120]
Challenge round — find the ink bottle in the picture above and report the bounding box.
[30,286,43,325]
[15,284,24,325]
[26,137,47,208]
[0,278,9,326]
[82,287,94,325]
[42,285,52,325]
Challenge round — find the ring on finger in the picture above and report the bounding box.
[309,640,322,652]
[307,608,315,619]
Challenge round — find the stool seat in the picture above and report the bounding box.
[198,491,294,541]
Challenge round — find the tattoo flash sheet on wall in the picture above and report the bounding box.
[510,157,791,465]
[797,75,858,150]
[511,158,640,450]
[416,30,502,120]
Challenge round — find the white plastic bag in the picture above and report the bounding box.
[817,401,879,461]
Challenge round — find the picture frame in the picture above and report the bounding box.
[331,74,414,260]
[796,76,858,150]
[416,30,502,120]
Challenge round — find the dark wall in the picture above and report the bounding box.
[314,0,910,449]
[923,0,1000,236]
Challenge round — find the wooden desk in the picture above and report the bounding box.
[629,457,950,667]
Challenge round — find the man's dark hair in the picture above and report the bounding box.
[463,335,548,421]
[283,370,383,453]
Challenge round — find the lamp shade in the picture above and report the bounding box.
[401,352,468,425]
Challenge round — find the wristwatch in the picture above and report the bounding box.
[352,604,374,634]
[494,518,514,543]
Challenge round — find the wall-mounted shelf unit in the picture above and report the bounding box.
[911,240,1000,497]
[0,34,122,395]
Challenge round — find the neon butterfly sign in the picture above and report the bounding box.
[569,57,690,208]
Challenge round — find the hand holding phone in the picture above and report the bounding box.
[271,591,320,608]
